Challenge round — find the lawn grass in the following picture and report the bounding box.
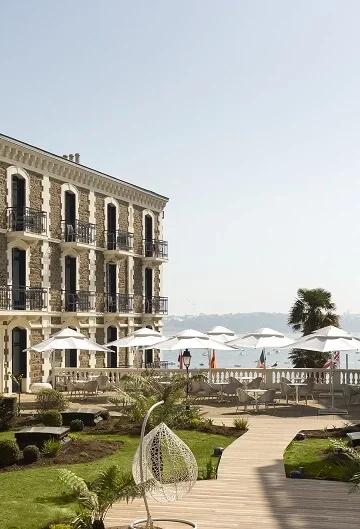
[284,437,359,481]
[0,429,236,529]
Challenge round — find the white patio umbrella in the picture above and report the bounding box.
[27,327,111,353]
[206,325,238,344]
[105,327,168,369]
[154,329,234,352]
[287,325,360,413]
[154,328,234,376]
[105,327,168,348]
[227,327,294,351]
[26,327,111,388]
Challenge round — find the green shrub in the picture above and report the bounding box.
[233,417,249,431]
[36,389,68,413]
[199,458,217,480]
[100,409,110,420]
[70,419,84,432]
[0,439,21,467]
[23,444,40,464]
[0,395,17,431]
[42,438,61,457]
[42,410,63,427]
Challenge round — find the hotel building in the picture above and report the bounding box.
[0,134,168,392]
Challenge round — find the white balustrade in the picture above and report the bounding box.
[53,366,360,389]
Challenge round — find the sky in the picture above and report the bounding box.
[1,0,360,315]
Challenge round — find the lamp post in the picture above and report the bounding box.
[182,348,191,410]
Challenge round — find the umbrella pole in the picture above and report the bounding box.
[331,351,335,410]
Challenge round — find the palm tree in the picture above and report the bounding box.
[58,465,149,529]
[288,288,339,367]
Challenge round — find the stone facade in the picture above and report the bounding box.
[0,134,168,392]
[29,171,43,210]
[0,162,7,229]
[133,206,143,254]
[49,178,62,239]
[95,194,105,247]
[78,187,89,223]
[119,201,128,232]
[29,242,42,287]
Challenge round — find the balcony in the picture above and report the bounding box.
[0,286,48,311]
[104,230,133,259]
[61,220,96,249]
[6,207,47,242]
[105,293,134,313]
[143,296,168,315]
[143,239,168,262]
[62,290,96,312]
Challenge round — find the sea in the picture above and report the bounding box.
[160,340,360,370]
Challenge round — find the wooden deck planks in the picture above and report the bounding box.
[106,415,360,529]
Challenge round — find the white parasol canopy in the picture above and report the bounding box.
[106,327,168,348]
[227,327,294,349]
[153,328,234,351]
[287,325,360,352]
[207,325,238,343]
[285,325,360,413]
[26,327,111,352]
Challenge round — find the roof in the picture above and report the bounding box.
[0,132,169,203]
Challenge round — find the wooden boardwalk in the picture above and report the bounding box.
[107,414,360,529]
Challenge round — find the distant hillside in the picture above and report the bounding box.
[163,313,360,335]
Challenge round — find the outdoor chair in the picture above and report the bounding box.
[280,376,292,384]
[343,384,360,406]
[96,374,111,392]
[83,380,99,396]
[256,389,276,409]
[222,377,244,398]
[189,379,220,399]
[297,377,315,404]
[280,382,296,404]
[236,388,256,412]
[68,380,85,397]
[247,376,263,389]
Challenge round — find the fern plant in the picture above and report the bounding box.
[58,465,148,529]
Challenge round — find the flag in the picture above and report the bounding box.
[258,349,266,368]
[323,351,340,369]
[210,350,217,369]
[178,352,183,369]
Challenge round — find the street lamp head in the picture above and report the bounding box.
[182,348,191,368]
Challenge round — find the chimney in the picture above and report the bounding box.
[69,154,74,162]
[62,154,68,159]
[75,153,80,164]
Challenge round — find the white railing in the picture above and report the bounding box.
[52,366,360,389]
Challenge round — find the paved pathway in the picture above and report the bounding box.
[107,414,360,528]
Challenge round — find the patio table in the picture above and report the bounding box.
[239,376,252,389]
[246,388,267,412]
[289,383,307,404]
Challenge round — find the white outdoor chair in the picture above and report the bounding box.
[280,382,296,404]
[236,388,256,412]
[96,374,110,392]
[83,380,99,396]
[257,389,276,409]
[68,380,85,397]
[222,377,244,397]
[247,376,263,389]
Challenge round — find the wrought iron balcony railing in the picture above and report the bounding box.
[104,293,134,313]
[105,230,133,252]
[143,239,168,259]
[143,296,168,314]
[0,286,48,311]
[61,220,96,245]
[62,290,96,312]
[7,207,47,234]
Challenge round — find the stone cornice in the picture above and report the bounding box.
[0,134,169,212]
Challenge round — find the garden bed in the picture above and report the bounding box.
[284,424,360,482]
[0,439,123,472]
